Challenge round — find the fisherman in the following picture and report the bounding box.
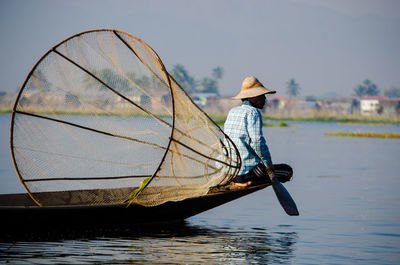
[224,76,293,188]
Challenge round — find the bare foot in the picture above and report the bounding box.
[229,181,253,189]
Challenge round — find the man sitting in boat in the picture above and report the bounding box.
[224,76,293,188]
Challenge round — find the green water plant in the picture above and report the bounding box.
[325,132,400,139]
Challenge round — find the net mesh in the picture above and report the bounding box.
[11,29,240,207]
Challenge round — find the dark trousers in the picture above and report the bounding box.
[232,163,293,184]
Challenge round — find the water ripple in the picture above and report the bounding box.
[0,222,298,264]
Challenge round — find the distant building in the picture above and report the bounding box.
[192,93,219,107]
[324,97,359,115]
[266,96,320,115]
[360,96,387,115]
[379,98,400,115]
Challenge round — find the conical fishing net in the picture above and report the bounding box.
[10,29,240,207]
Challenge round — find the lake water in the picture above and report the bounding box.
[1,114,400,264]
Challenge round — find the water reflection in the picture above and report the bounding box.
[0,221,297,264]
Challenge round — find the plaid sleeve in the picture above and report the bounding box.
[247,109,273,167]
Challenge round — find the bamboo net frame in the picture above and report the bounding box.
[10,29,241,207]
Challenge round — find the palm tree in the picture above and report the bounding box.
[384,87,400,98]
[170,64,198,93]
[287,78,301,97]
[354,79,379,98]
[30,70,52,92]
[212,66,224,80]
[83,68,131,93]
[199,77,218,94]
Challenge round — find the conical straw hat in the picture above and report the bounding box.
[232,76,276,99]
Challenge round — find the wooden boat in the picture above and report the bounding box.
[0,183,269,231]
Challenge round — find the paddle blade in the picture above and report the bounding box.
[271,179,299,216]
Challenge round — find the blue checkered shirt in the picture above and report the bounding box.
[224,100,272,175]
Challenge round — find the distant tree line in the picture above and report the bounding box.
[285,78,400,99]
[170,65,223,95]
[24,68,400,100]
[354,79,400,98]
[384,87,400,98]
[25,67,225,96]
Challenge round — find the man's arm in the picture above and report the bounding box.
[247,110,273,167]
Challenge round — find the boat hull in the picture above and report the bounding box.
[0,184,268,233]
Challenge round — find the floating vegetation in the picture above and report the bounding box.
[263,121,290,127]
[0,108,12,114]
[325,132,400,139]
[262,114,400,125]
[317,175,341,178]
[210,114,227,127]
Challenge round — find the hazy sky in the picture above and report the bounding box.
[1,0,399,97]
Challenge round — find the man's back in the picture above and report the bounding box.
[224,101,272,175]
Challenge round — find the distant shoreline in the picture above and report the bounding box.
[1,108,399,125]
[210,113,400,126]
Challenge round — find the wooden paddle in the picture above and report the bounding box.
[266,166,299,216]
